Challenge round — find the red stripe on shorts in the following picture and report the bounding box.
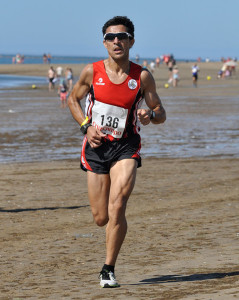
[81,136,93,171]
[132,141,141,159]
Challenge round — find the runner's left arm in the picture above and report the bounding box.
[137,69,166,125]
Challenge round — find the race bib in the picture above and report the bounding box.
[91,100,128,138]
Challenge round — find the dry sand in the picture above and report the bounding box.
[0,62,239,299]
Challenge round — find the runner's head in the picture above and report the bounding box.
[102,16,134,39]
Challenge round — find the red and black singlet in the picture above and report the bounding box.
[85,60,144,140]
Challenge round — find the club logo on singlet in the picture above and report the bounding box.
[128,79,137,90]
[96,78,105,85]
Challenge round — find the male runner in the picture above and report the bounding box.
[68,16,166,288]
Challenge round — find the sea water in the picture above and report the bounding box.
[0,85,239,163]
[0,74,47,89]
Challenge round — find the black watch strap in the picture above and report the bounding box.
[80,123,92,134]
[150,110,155,120]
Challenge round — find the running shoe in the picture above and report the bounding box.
[99,270,120,288]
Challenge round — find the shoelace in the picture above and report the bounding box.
[99,270,108,279]
[99,270,116,280]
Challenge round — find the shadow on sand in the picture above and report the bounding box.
[140,272,239,284]
[125,271,239,286]
[0,205,89,213]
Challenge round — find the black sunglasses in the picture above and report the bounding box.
[104,32,133,41]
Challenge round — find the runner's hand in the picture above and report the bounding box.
[87,126,106,148]
[137,109,151,126]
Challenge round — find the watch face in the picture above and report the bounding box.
[150,110,155,120]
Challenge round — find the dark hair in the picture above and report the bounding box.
[102,16,134,38]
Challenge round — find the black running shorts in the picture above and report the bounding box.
[81,134,141,174]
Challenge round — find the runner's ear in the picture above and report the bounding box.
[103,40,108,49]
[129,38,135,49]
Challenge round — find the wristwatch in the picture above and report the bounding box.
[80,123,92,134]
[150,110,156,120]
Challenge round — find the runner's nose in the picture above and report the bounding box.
[113,37,120,43]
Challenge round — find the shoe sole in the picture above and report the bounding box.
[101,283,120,288]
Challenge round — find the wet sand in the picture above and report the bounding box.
[1,62,239,162]
[0,62,239,299]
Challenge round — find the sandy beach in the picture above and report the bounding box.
[0,62,239,299]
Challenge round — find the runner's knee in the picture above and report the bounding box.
[93,213,109,227]
[108,197,127,221]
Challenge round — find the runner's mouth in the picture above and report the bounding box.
[114,47,123,53]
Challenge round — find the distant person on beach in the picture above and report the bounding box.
[219,63,227,79]
[48,66,56,91]
[47,53,52,64]
[192,63,200,87]
[68,16,166,288]
[142,59,148,69]
[167,60,173,83]
[43,54,48,64]
[66,67,73,91]
[16,54,23,64]
[149,60,156,73]
[13,54,24,64]
[164,54,170,65]
[167,55,176,84]
[56,66,63,80]
[58,77,68,108]
[155,56,160,67]
[172,65,179,87]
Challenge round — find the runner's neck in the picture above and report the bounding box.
[103,59,131,84]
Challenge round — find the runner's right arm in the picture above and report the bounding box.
[68,64,93,125]
[68,64,106,148]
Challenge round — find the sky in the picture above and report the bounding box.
[1,0,238,60]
